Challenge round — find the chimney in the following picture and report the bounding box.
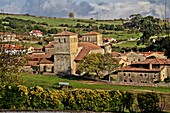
[149,63,152,70]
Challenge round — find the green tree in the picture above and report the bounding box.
[78,53,103,78]
[129,14,162,45]
[78,53,119,80]
[102,53,119,81]
[137,92,161,113]
[0,52,26,85]
[68,12,74,18]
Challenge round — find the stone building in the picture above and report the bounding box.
[117,58,170,85]
[82,32,103,46]
[53,31,79,75]
[25,31,106,75]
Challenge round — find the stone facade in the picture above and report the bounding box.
[82,32,103,46]
[53,31,78,75]
[118,59,170,85]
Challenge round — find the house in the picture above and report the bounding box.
[29,30,43,37]
[0,44,26,55]
[117,58,170,85]
[0,32,18,42]
[44,41,55,54]
[121,51,167,65]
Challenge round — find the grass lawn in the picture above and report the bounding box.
[112,41,146,48]
[19,73,170,93]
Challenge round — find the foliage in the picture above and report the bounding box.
[68,12,74,18]
[128,14,162,44]
[102,53,119,81]
[78,53,119,79]
[78,53,103,78]
[0,52,26,85]
[0,85,165,112]
[0,85,139,112]
[137,92,161,113]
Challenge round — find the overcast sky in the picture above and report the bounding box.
[0,0,169,19]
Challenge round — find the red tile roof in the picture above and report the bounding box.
[141,52,164,56]
[75,42,102,61]
[111,52,122,57]
[0,44,22,50]
[39,58,53,64]
[83,31,101,36]
[28,54,52,59]
[54,31,77,36]
[119,65,165,72]
[132,59,165,65]
[45,41,54,48]
[27,61,39,66]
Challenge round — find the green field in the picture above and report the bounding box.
[112,41,146,48]
[20,73,170,93]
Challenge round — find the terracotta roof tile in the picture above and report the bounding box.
[54,31,77,36]
[28,54,52,59]
[111,52,122,57]
[39,58,53,64]
[75,42,102,61]
[132,59,165,65]
[27,61,39,66]
[83,31,101,36]
[119,65,165,72]
[0,44,22,50]
[45,41,54,48]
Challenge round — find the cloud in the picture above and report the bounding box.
[87,0,168,19]
[0,0,169,19]
[0,0,22,14]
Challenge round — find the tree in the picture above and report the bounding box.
[78,53,103,78]
[0,51,26,85]
[102,53,119,81]
[68,12,74,18]
[129,14,162,45]
[77,53,119,80]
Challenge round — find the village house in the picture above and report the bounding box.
[117,58,170,85]
[0,32,19,42]
[0,44,26,55]
[29,30,43,37]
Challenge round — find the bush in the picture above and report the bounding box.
[137,92,161,113]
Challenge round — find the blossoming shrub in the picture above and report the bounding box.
[0,85,160,112]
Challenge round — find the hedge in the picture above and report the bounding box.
[0,85,164,112]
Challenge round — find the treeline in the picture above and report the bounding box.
[60,23,125,32]
[0,85,165,112]
[0,17,59,34]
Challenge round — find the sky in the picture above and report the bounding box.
[0,0,169,19]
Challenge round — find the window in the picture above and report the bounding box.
[130,79,133,82]
[140,74,143,77]
[129,74,131,77]
[124,80,127,82]
[124,73,126,76]
[138,59,140,62]
[59,39,61,43]
[64,38,66,43]
[145,74,147,77]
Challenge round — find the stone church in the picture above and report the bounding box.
[26,31,110,75]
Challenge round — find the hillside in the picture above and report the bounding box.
[0,13,142,40]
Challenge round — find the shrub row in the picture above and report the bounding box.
[0,85,163,112]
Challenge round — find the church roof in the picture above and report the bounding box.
[54,31,77,36]
[75,42,102,61]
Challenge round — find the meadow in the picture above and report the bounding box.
[20,73,170,93]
